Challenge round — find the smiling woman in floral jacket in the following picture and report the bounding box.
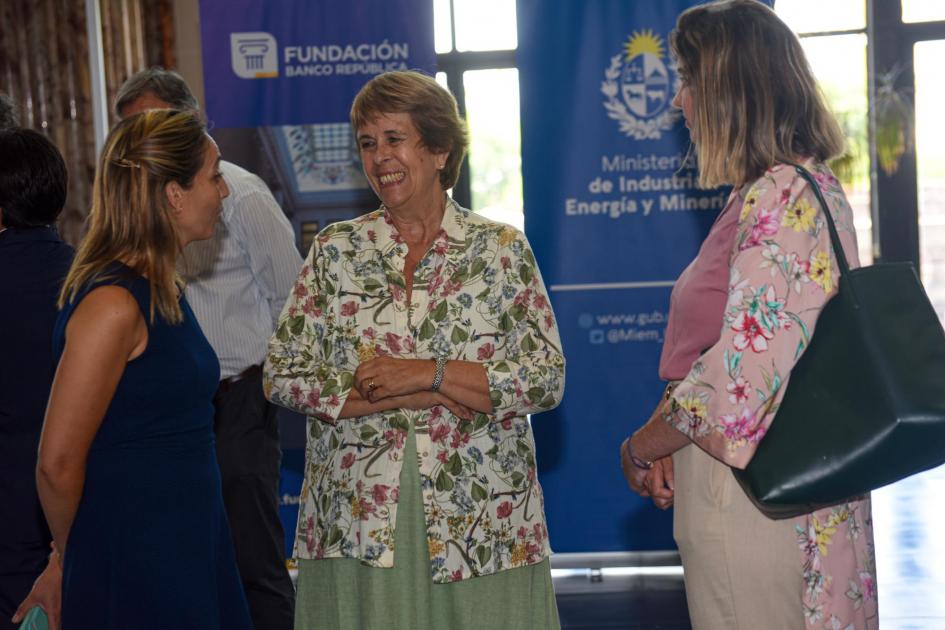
[264,71,565,629]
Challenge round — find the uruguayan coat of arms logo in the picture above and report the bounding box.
[601,30,681,140]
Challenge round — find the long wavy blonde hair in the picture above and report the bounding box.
[59,109,208,323]
[671,0,845,188]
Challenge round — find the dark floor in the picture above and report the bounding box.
[552,463,945,630]
[555,571,689,629]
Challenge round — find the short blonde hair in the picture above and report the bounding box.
[671,0,845,187]
[60,109,208,323]
[350,71,468,190]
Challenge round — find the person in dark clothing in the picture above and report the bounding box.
[0,128,73,629]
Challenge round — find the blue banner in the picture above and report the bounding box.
[518,0,728,553]
[198,0,436,128]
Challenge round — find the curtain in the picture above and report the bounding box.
[0,0,174,245]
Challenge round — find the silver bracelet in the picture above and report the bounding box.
[431,356,447,392]
[627,437,654,470]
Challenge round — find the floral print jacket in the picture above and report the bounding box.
[263,200,565,583]
[668,162,878,628]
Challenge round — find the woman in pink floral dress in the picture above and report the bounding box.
[620,2,878,628]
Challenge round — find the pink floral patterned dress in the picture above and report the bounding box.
[662,161,879,628]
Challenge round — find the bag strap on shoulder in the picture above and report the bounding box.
[785,162,851,278]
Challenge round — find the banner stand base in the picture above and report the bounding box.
[551,550,680,569]
[550,552,684,596]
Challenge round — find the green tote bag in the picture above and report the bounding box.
[732,164,945,519]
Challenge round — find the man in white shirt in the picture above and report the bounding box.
[116,68,300,630]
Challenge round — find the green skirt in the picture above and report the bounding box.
[294,420,561,630]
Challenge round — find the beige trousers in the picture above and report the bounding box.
[673,444,806,630]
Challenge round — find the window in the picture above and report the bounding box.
[453,0,517,51]
[773,8,945,628]
[775,0,865,33]
[463,69,523,230]
[435,0,521,228]
[902,0,945,24]
[915,40,945,321]
[776,1,873,265]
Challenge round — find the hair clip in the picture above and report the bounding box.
[112,157,142,169]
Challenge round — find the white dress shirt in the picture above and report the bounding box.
[179,160,303,379]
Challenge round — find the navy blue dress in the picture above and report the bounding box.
[52,264,253,629]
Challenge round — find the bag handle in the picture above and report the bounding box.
[785,162,851,278]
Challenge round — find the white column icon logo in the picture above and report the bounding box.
[230,32,278,79]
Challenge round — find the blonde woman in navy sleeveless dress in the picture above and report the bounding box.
[36,110,253,629]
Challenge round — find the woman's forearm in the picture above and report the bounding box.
[36,463,85,554]
[435,360,492,414]
[632,415,691,462]
[353,357,493,414]
[630,389,691,462]
[337,388,475,421]
[337,386,405,419]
